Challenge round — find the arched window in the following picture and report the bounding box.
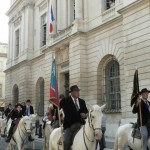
[105,60,121,110]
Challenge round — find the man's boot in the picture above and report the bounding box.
[28,135,34,142]
[5,132,12,143]
[5,125,13,143]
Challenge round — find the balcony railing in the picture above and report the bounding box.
[52,25,73,44]
[102,6,117,21]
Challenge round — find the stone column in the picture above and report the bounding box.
[75,0,83,20]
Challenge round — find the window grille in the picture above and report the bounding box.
[15,30,19,57]
[105,60,121,110]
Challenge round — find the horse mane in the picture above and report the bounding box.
[18,116,29,128]
[29,114,37,122]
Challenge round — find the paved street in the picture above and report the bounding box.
[0,136,44,150]
[0,136,130,150]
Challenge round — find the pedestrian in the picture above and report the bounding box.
[96,114,106,150]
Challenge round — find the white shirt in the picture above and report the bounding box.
[71,96,80,109]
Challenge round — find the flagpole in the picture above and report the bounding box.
[139,96,144,150]
[57,106,64,150]
[50,57,64,150]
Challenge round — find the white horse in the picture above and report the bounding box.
[43,121,53,150]
[0,118,7,137]
[114,123,150,150]
[7,114,37,150]
[49,104,105,150]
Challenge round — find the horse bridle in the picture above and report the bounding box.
[13,121,32,149]
[83,110,102,150]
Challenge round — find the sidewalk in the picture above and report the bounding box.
[104,137,114,150]
[35,135,115,150]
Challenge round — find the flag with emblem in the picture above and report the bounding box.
[50,59,59,107]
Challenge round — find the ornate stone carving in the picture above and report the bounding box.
[14,17,21,27]
[56,46,69,64]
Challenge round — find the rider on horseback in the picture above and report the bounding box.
[60,85,88,150]
[5,103,24,142]
[132,88,150,150]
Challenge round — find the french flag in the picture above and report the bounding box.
[50,59,59,107]
[50,5,55,33]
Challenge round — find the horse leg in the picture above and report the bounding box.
[17,144,22,150]
[43,137,46,150]
[7,143,14,150]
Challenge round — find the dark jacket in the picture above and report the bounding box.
[21,105,26,115]
[132,99,150,126]
[51,104,59,121]
[4,108,11,117]
[60,96,88,129]
[11,110,24,121]
[24,105,34,116]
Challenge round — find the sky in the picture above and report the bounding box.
[0,1,10,43]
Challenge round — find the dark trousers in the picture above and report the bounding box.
[7,121,16,138]
[51,120,59,129]
[64,123,81,150]
[95,127,106,150]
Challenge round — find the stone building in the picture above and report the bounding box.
[0,43,7,105]
[5,0,150,137]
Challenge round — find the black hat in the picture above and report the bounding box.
[69,85,80,93]
[15,103,22,108]
[140,88,150,94]
[26,99,31,103]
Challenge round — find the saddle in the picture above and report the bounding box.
[131,123,141,139]
[57,123,81,145]
[131,121,150,140]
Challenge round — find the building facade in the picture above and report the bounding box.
[5,0,150,137]
[0,43,7,104]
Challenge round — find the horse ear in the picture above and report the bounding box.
[100,104,106,111]
[86,104,94,111]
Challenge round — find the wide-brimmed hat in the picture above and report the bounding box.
[140,88,150,94]
[69,85,80,93]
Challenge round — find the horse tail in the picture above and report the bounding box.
[114,132,118,150]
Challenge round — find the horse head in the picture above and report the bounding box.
[22,116,32,134]
[29,114,37,129]
[87,104,106,140]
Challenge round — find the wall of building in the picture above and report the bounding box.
[0,43,7,102]
[5,0,150,138]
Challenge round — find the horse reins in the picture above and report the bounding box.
[83,110,102,150]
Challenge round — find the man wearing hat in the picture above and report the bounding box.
[24,99,34,116]
[24,99,34,141]
[60,85,88,150]
[132,88,150,150]
[6,103,24,142]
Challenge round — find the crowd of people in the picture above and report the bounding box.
[3,85,107,150]
[4,99,34,142]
